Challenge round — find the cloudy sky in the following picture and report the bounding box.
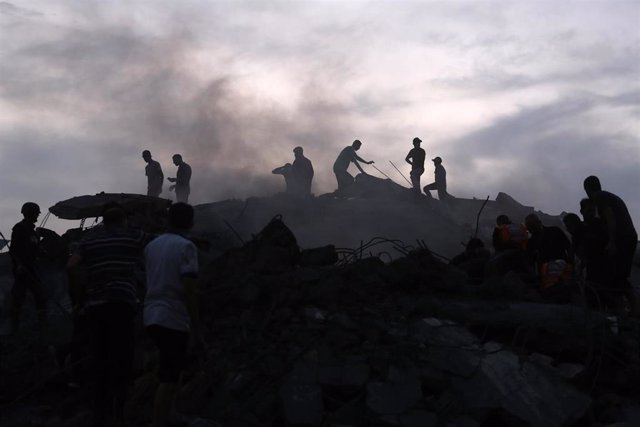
[1,0,639,237]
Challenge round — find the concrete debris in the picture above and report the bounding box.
[1,190,639,427]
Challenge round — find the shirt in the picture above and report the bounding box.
[591,190,637,243]
[176,163,192,191]
[144,233,199,332]
[407,148,426,170]
[76,225,148,307]
[333,146,358,172]
[10,219,39,271]
[145,160,164,192]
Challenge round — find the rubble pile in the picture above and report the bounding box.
[152,217,640,427]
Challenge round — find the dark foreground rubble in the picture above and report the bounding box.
[0,183,640,427]
[1,213,639,426]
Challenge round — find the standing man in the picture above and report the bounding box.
[333,139,374,193]
[142,150,164,197]
[405,137,426,194]
[144,203,200,427]
[423,156,449,201]
[168,154,192,203]
[9,202,46,334]
[291,146,314,196]
[584,175,637,313]
[66,203,149,426]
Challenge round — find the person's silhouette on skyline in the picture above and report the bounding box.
[405,137,425,194]
[333,139,374,193]
[423,156,449,201]
[272,163,294,194]
[168,154,192,203]
[291,146,314,196]
[584,175,637,314]
[142,150,164,197]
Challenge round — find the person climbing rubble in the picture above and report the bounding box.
[333,139,374,193]
[423,156,450,201]
[66,202,150,426]
[143,203,201,427]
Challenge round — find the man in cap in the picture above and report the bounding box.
[142,150,164,197]
[9,202,46,334]
[405,137,426,194]
[333,139,374,193]
[423,156,449,201]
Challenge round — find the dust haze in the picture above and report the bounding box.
[1,1,638,237]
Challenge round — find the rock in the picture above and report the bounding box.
[366,378,422,415]
[280,383,324,426]
[400,410,437,427]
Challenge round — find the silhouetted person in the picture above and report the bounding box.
[144,203,200,427]
[66,203,150,426]
[584,175,637,313]
[291,146,314,196]
[450,238,491,285]
[487,214,529,280]
[423,157,449,201]
[525,213,572,298]
[573,198,615,309]
[272,163,294,194]
[333,139,374,193]
[168,154,192,203]
[492,214,528,253]
[405,137,426,194]
[9,202,46,334]
[142,150,164,197]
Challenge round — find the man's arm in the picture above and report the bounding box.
[405,150,413,166]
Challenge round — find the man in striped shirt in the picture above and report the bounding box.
[67,202,150,426]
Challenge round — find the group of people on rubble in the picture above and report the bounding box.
[450,175,637,314]
[142,150,192,203]
[142,137,450,203]
[272,137,451,199]
[8,200,201,426]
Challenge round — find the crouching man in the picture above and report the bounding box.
[144,203,200,427]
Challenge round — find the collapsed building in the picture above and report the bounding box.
[0,175,639,427]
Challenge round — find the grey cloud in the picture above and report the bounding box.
[0,2,43,18]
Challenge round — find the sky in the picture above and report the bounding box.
[1,0,639,239]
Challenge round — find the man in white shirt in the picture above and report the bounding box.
[144,202,199,427]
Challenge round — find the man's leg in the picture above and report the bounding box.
[410,169,423,194]
[423,182,437,198]
[148,325,189,427]
[108,303,135,426]
[86,305,111,426]
[10,272,29,334]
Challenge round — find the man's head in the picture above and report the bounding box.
[169,202,194,231]
[21,202,41,223]
[102,202,127,227]
[293,146,303,158]
[524,213,542,234]
[352,140,362,151]
[583,175,601,198]
[142,150,152,163]
[412,137,422,147]
[432,156,442,164]
[172,154,183,166]
[562,213,582,235]
[496,214,511,226]
[580,198,597,222]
